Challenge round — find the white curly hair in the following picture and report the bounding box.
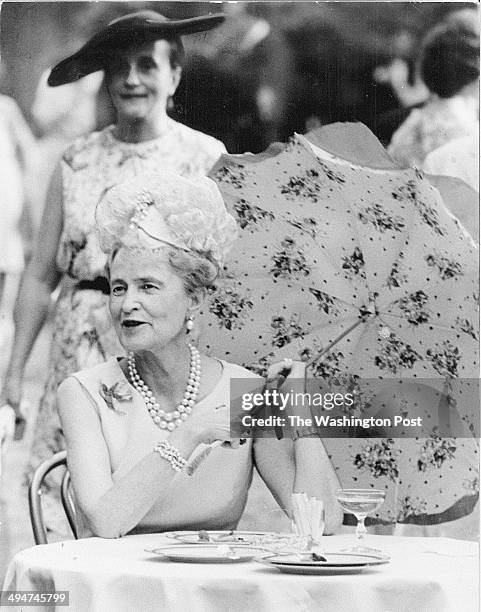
[95,172,237,269]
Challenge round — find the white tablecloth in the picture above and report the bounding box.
[3,534,478,612]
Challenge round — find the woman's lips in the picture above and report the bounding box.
[121,320,146,328]
[120,93,148,99]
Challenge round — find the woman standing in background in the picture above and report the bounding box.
[388,8,479,168]
[0,11,226,511]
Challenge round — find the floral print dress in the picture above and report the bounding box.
[29,121,226,471]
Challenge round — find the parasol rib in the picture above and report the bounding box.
[305,316,367,368]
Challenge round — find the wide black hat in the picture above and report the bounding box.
[48,10,225,86]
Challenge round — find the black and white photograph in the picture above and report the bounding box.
[0,1,479,610]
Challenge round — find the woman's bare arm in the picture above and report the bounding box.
[292,437,343,534]
[252,437,295,514]
[253,361,343,534]
[253,437,342,534]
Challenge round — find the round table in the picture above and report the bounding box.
[3,534,478,612]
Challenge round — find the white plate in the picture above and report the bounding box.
[164,530,277,545]
[145,544,265,563]
[259,552,390,575]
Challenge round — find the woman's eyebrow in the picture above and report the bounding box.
[136,276,161,283]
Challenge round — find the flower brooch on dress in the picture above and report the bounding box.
[99,380,132,415]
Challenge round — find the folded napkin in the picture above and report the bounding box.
[292,493,325,542]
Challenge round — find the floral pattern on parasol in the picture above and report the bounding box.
[199,123,479,527]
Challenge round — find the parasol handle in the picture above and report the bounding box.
[304,317,367,369]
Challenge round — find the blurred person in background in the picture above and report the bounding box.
[176,2,282,153]
[388,8,479,168]
[0,76,36,459]
[423,134,479,194]
[372,30,430,146]
[373,31,428,110]
[0,11,226,531]
[0,81,36,349]
[423,132,479,243]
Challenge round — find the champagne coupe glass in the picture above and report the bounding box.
[336,489,386,555]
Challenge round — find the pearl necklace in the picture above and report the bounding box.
[127,344,201,432]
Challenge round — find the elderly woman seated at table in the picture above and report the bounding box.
[57,173,342,538]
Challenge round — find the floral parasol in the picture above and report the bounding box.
[199,122,479,527]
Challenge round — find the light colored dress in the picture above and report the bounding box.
[68,358,260,536]
[29,120,226,472]
[423,134,479,193]
[0,97,27,274]
[388,95,479,168]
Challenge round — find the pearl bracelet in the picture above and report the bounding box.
[154,441,187,473]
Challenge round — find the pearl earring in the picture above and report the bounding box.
[186,315,194,333]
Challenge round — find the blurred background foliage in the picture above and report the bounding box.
[0,1,475,152]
